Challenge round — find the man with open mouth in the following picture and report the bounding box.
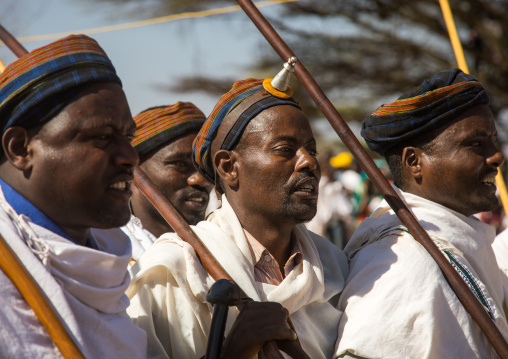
[335,68,508,359]
[122,102,213,262]
[127,68,349,358]
[0,35,146,358]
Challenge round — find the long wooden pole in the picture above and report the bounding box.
[234,0,508,357]
[0,233,85,358]
[437,0,508,220]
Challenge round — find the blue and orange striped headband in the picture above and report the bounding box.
[361,68,489,156]
[133,102,205,158]
[192,78,301,183]
[0,34,121,134]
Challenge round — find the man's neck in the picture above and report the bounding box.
[132,208,174,239]
[0,177,92,246]
[240,217,294,270]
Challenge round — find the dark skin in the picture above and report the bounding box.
[0,82,139,245]
[221,301,297,359]
[213,105,318,357]
[131,132,213,238]
[215,104,320,279]
[400,104,504,217]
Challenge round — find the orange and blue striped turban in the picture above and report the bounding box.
[361,68,489,156]
[0,34,120,134]
[192,78,301,183]
[132,102,205,158]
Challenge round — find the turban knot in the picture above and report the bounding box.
[361,68,489,156]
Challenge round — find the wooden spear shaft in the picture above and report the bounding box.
[234,0,508,357]
[0,25,28,58]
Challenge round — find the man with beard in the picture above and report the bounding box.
[122,102,213,261]
[335,69,508,358]
[0,35,146,358]
[127,76,349,358]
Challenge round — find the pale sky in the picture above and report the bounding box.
[0,0,284,115]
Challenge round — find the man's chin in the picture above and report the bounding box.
[94,208,132,228]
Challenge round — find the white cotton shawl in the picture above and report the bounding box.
[0,187,146,359]
[492,229,508,317]
[335,186,508,359]
[122,214,158,261]
[127,195,349,359]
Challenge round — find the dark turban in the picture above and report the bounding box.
[192,78,301,183]
[361,68,489,156]
[0,34,121,134]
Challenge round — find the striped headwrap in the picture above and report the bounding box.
[132,102,206,158]
[192,78,301,183]
[361,68,489,156]
[0,34,121,134]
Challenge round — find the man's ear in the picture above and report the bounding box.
[2,127,34,171]
[401,146,423,180]
[214,149,239,188]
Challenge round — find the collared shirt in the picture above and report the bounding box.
[244,229,303,285]
[0,179,96,248]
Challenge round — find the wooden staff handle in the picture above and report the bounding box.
[234,0,508,357]
[133,167,309,359]
[0,232,85,358]
[0,25,28,58]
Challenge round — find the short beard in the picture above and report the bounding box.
[280,173,318,223]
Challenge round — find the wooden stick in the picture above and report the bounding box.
[234,0,508,357]
[438,0,469,73]
[0,25,28,58]
[0,232,85,358]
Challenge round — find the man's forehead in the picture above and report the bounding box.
[44,83,133,132]
[241,106,314,141]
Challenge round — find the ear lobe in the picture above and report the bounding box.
[2,127,33,171]
[213,149,239,188]
[402,147,423,180]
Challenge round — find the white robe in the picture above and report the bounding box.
[492,229,508,316]
[0,187,146,359]
[335,186,508,359]
[127,195,349,359]
[122,214,158,261]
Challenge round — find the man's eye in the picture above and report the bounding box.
[95,134,112,141]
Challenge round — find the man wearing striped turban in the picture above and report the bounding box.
[122,102,213,262]
[127,75,349,358]
[0,35,146,358]
[335,69,508,358]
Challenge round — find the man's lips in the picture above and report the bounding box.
[292,177,319,198]
[184,191,209,210]
[480,171,498,193]
[107,173,134,195]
